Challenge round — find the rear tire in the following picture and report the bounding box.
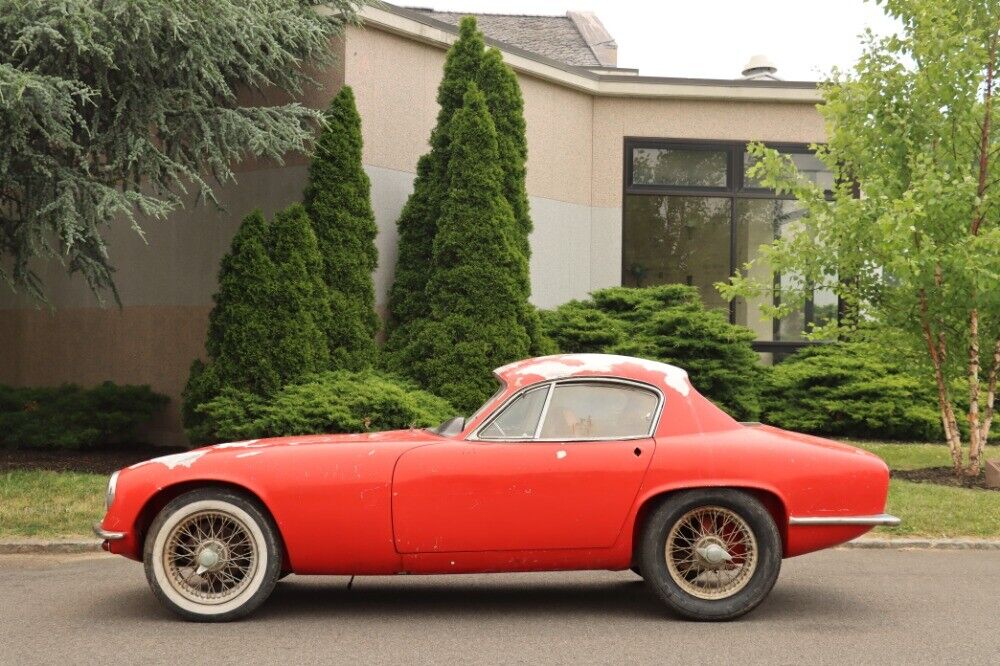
[639,489,781,621]
[143,488,282,622]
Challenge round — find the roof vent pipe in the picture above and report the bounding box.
[741,54,779,80]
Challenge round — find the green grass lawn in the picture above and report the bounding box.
[0,442,997,540]
[849,441,1000,538]
[0,470,105,538]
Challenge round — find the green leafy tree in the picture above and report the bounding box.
[391,84,531,412]
[719,0,1000,475]
[182,204,333,443]
[303,85,379,368]
[541,285,764,421]
[0,0,364,301]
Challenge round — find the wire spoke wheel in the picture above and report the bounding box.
[665,505,758,600]
[162,509,259,605]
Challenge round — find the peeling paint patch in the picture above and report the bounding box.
[497,353,691,395]
[130,450,207,470]
[556,450,567,460]
[235,451,263,459]
[214,439,263,449]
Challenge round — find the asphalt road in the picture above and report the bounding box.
[0,549,996,665]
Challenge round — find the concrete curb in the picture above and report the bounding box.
[2,537,999,554]
[841,537,1000,550]
[0,539,102,554]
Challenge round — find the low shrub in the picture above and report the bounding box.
[192,370,457,443]
[0,383,168,450]
[762,336,1000,442]
[760,338,943,440]
[539,285,765,421]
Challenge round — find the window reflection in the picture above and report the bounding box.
[743,150,834,192]
[632,148,728,188]
[622,195,731,313]
[735,198,835,342]
[623,141,837,348]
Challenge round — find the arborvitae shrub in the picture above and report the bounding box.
[195,370,456,441]
[182,204,334,443]
[388,84,531,413]
[387,17,486,333]
[303,85,379,368]
[386,17,553,357]
[0,382,167,450]
[760,337,946,440]
[540,285,764,420]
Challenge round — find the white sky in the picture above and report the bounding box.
[404,0,901,80]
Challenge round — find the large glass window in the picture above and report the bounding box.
[631,147,729,188]
[622,195,731,311]
[622,139,835,354]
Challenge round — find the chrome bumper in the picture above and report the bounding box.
[93,522,126,541]
[789,513,901,527]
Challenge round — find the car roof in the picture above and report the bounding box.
[493,354,691,396]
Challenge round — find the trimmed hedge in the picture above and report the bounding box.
[194,370,456,441]
[0,382,167,450]
[540,285,764,420]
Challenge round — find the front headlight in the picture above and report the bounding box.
[105,470,120,511]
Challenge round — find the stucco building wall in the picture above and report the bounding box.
[0,20,826,445]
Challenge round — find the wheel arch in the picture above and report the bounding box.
[628,484,789,566]
[131,479,291,572]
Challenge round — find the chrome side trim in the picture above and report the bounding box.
[93,522,126,541]
[789,513,901,527]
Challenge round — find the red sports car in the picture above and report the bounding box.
[95,353,898,622]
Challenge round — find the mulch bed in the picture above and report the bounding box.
[0,448,186,475]
[892,467,999,492]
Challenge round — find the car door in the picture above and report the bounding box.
[391,380,661,553]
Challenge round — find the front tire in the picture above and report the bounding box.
[143,488,282,622]
[639,489,781,621]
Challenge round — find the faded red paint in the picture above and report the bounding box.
[98,354,891,574]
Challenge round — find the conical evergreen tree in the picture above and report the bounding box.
[201,210,282,396]
[400,84,532,412]
[268,204,334,382]
[386,18,553,365]
[181,205,334,442]
[386,17,486,333]
[303,85,379,369]
[479,47,531,255]
[478,47,553,355]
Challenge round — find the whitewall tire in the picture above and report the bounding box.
[143,489,282,622]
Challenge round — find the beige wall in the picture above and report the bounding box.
[0,22,826,445]
[592,97,827,208]
[344,25,596,207]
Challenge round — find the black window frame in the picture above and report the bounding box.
[621,137,836,355]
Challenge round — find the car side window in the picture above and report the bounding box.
[478,386,549,440]
[538,383,658,440]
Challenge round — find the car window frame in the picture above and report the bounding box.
[468,377,664,443]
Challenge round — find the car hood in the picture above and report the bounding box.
[127,428,440,472]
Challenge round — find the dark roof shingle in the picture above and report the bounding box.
[411,10,601,67]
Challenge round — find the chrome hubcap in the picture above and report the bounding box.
[665,506,758,600]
